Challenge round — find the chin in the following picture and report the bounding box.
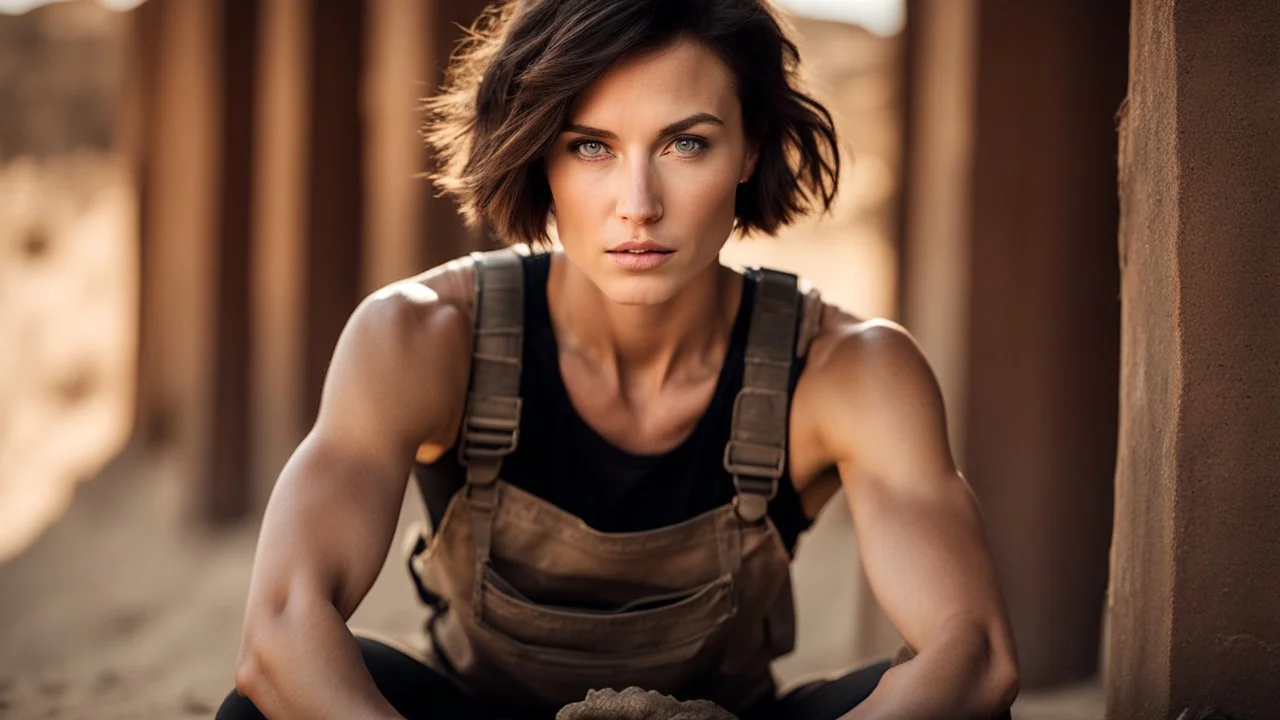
[596,272,684,306]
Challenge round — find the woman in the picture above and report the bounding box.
[217,0,1019,718]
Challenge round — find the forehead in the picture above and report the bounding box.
[568,39,741,128]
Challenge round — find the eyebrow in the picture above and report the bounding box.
[561,112,725,140]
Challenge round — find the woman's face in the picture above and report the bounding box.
[544,39,756,305]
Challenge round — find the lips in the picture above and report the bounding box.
[606,239,674,254]
[605,240,675,271]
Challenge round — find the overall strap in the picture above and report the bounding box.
[725,269,801,523]
[459,249,524,567]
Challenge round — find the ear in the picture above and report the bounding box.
[740,143,759,183]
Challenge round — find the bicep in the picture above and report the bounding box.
[247,435,409,621]
[816,322,1012,652]
[843,464,1005,653]
[245,290,471,621]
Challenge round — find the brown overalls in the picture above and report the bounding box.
[407,249,814,716]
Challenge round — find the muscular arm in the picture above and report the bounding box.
[802,320,1019,719]
[232,280,472,719]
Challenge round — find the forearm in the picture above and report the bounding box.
[842,616,1018,720]
[236,593,403,720]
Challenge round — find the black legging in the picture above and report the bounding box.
[216,636,896,720]
[217,636,1016,719]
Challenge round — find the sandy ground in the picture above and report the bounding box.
[0,446,1103,720]
[0,447,424,720]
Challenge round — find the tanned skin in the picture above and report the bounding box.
[233,39,1019,719]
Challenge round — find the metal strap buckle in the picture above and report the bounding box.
[458,396,521,462]
[723,440,786,482]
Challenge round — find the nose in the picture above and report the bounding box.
[615,157,663,225]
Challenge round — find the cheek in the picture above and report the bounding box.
[666,170,740,228]
[547,165,611,227]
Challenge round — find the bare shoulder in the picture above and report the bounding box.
[794,302,951,477]
[345,256,475,372]
[315,256,479,458]
[804,309,932,388]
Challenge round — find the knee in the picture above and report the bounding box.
[215,689,266,720]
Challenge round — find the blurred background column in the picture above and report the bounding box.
[131,0,262,523]
[420,0,491,267]
[249,0,308,506]
[127,0,490,521]
[363,0,492,293]
[130,0,231,518]
[900,0,1127,689]
[1108,1,1280,717]
[302,0,365,426]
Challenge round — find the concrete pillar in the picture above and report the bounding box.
[1108,1,1280,717]
[901,0,1127,688]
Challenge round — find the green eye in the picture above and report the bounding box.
[673,137,705,155]
[576,141,605,157]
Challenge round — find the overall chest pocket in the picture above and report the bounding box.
[476,566,738,658]
[461,566,740,710]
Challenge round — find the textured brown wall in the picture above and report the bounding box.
[1110,1,1280,717]
[1108,0,1178,712]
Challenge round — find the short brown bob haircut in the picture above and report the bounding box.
[423,0,840,247]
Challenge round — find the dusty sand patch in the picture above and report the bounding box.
[0,152,136,563]
[0,448,430,720]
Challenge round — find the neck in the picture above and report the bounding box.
[545,253,742,391]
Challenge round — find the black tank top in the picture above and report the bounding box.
[413,253,814,553]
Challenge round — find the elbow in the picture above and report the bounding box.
[973,616,1019,716]
[987,659,1020,715]
[234,601,289,704]
[233,640,269,703]
[964,618,1020,717]
[233,575,331,704]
